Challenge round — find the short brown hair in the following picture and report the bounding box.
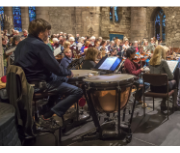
[85,48,98,61]
[28,18,51,37]
[85,41,90,47]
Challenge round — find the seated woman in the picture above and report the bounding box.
[59,48,73,69]
[149,45,176,110]
[124,47,150,107]
[82,48,98,70]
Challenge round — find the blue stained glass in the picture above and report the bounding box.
[110,7,113,21]
[13,7,22,32]
[162,14,166,41]
[155,14,160,40]
[0,7,4,30]
[114,7,119,22]
[29,7,36,22]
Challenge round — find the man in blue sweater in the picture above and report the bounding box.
[14,19,83,121]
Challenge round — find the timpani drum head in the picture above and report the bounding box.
[83,74,135,113]
[71,70,99,78]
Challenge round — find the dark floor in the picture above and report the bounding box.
[29,96,180,146]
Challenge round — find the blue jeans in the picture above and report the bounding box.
[136,78,150,99]
[4,67,7,75]
[45,74,83,117]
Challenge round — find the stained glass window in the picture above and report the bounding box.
[155,8,165,41]
[0,7,4,30]
[162,14,166,41]
[110,7,113,22]
[13,7,22,32]
[114,7,119,22]
[155,14,160,40]
[29,7,36,22]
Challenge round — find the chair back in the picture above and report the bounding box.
[143,73,168,86]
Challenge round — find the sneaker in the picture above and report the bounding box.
[36,116,61,132]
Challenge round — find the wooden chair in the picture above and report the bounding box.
[142,74,177,119]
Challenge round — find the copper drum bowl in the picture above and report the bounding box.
[83,74,135,113]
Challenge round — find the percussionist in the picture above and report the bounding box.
[14,19,83,123]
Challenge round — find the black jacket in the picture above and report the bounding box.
[14,34,71,83]
[82,60,96,70]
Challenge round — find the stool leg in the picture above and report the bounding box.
[76,102,79,121]
[34,100,39,122]
[153,97,154,111]
[167,97,169,120]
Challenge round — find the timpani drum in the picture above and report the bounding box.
[83,74,135,113]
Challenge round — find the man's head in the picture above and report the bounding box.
[58,36,63,41]
[110,49,117,56]
[3,29,7,35]
[14,30,19,35]
[76,34,79,37]
[64,48,72,58]
[52,38,59,44]
[12,35,22,46]
[23,29,28,36]
[28,18,51,42]
[69,37,75,45]
[2,37,8,45]
[90,36,96,42]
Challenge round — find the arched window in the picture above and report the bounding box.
[0,7,4,30]
[29,7,36,22]
[13,7,22,32]
[155,8,166,41]
[109,7,120,23]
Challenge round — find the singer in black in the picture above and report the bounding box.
[14,19,83,122]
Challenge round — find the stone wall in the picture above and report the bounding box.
[48,7,100,37]
[146,7,180,47]
[100,7,131,39]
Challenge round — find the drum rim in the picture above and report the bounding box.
[83,74,135,83]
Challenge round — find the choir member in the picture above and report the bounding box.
[82,48,98,70]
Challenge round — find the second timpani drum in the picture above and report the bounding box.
[83,74,135,113]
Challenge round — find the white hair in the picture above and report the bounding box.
[69,37,75,42]
[52,38,59,43]
[60,32,63,34]
[99,37,102,40]
[134,41,138,44]
[90,36,96,40]
[81,37,85,40]
[110,40,114,44]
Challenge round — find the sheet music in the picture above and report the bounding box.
[166,60,179,73]
[99,57,117,70]
[5,47,16,54]
[54,46,62,56]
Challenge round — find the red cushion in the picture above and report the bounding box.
[79,97,86,107]
[1,76,6,83]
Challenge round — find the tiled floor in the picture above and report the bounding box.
[30,97,180,146]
